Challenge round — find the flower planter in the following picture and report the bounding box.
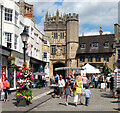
[17,98,27,107]
[17,98,31,107]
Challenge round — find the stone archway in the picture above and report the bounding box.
[53,62,65,79]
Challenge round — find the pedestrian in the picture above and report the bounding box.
[64,81,72,106]
[70,74,75,90]
[83,86,91,106]
[94,74,98,88]
[106,74,111,88]
[42,75,46,86]
[58,75,65,98]
[92,74,95,88]
[73,75,83,106]
[55,74,59,84]
[109,74,115,97]
[50,76,54,84]
[3,77,9,102]
[98,74,104,89]
[82,74,88,88]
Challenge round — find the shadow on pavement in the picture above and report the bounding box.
[101,93,111,98]
[59,102,66,106]
[12,101,18,106]
[111,100,120,103]
[113,108,120,111]
[68,102,76,106]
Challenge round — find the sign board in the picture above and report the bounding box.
[101,83,106,89]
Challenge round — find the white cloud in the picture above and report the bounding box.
[80,31,111,36]
[15,0,119,35]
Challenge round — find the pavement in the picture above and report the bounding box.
[1,87,54,112]
[31,88,119,112]
[0,87,120,112]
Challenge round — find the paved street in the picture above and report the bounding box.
[1,87,120,112]
[32,88,119,111]
[1,87,53,112]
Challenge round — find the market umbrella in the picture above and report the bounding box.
[54,67,83,71]
[39,72,47,76]
[33,72,41,75]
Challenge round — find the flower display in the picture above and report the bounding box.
[16,66,34,101]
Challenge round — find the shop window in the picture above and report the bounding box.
[88,56,93,62]
[80,57,85,62]
[104,56,109,62]
[95,56,101,62]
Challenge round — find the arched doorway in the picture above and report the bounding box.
[53,63,65,79]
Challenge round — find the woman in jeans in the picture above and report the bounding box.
[3,77,9,102]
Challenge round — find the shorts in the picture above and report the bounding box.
[66,95,70,100]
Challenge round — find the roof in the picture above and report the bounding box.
[77,34,115,54]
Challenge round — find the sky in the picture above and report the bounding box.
[16,0,119,36]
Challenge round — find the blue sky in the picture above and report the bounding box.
[17,0,119,36]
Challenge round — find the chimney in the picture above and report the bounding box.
[114,23,119,36]
[82,32,84,36]
[99,27,103,35]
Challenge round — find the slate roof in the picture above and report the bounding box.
[77,34,115,54]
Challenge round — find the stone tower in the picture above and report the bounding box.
[44,10,79,78]
[66,13,79,74]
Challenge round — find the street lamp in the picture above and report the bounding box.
[20,27,29,67]
[70,59,72,67]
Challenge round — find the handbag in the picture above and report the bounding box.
[73,85,77,89]
[6,81,10,89]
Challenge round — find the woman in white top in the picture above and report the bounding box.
[58,75,65,98]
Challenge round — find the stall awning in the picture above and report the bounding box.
[54,67,83,71]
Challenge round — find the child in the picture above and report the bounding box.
[64,81,72,106]
[83,86,91,106]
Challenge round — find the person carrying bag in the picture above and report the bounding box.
[3,77,9,102]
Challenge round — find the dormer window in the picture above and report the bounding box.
[81,43,86,49]
[104,42,109,48]
[91,42,98,48]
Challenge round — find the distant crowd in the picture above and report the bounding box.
[50,73,115,106]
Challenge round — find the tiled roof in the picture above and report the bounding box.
[77,34,115,54]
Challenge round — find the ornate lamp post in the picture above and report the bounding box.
[20,27,29,67]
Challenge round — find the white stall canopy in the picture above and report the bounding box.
[82,63,100,74]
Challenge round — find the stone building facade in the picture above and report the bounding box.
[44,9,79,78]
[76,28,115,71]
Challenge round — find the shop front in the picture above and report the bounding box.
[1,46,12,88]
[30,57,46,73]
[10,51,30,90]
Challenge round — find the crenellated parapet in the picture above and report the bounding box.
[66,13,79,21]
[44,9,79,31]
